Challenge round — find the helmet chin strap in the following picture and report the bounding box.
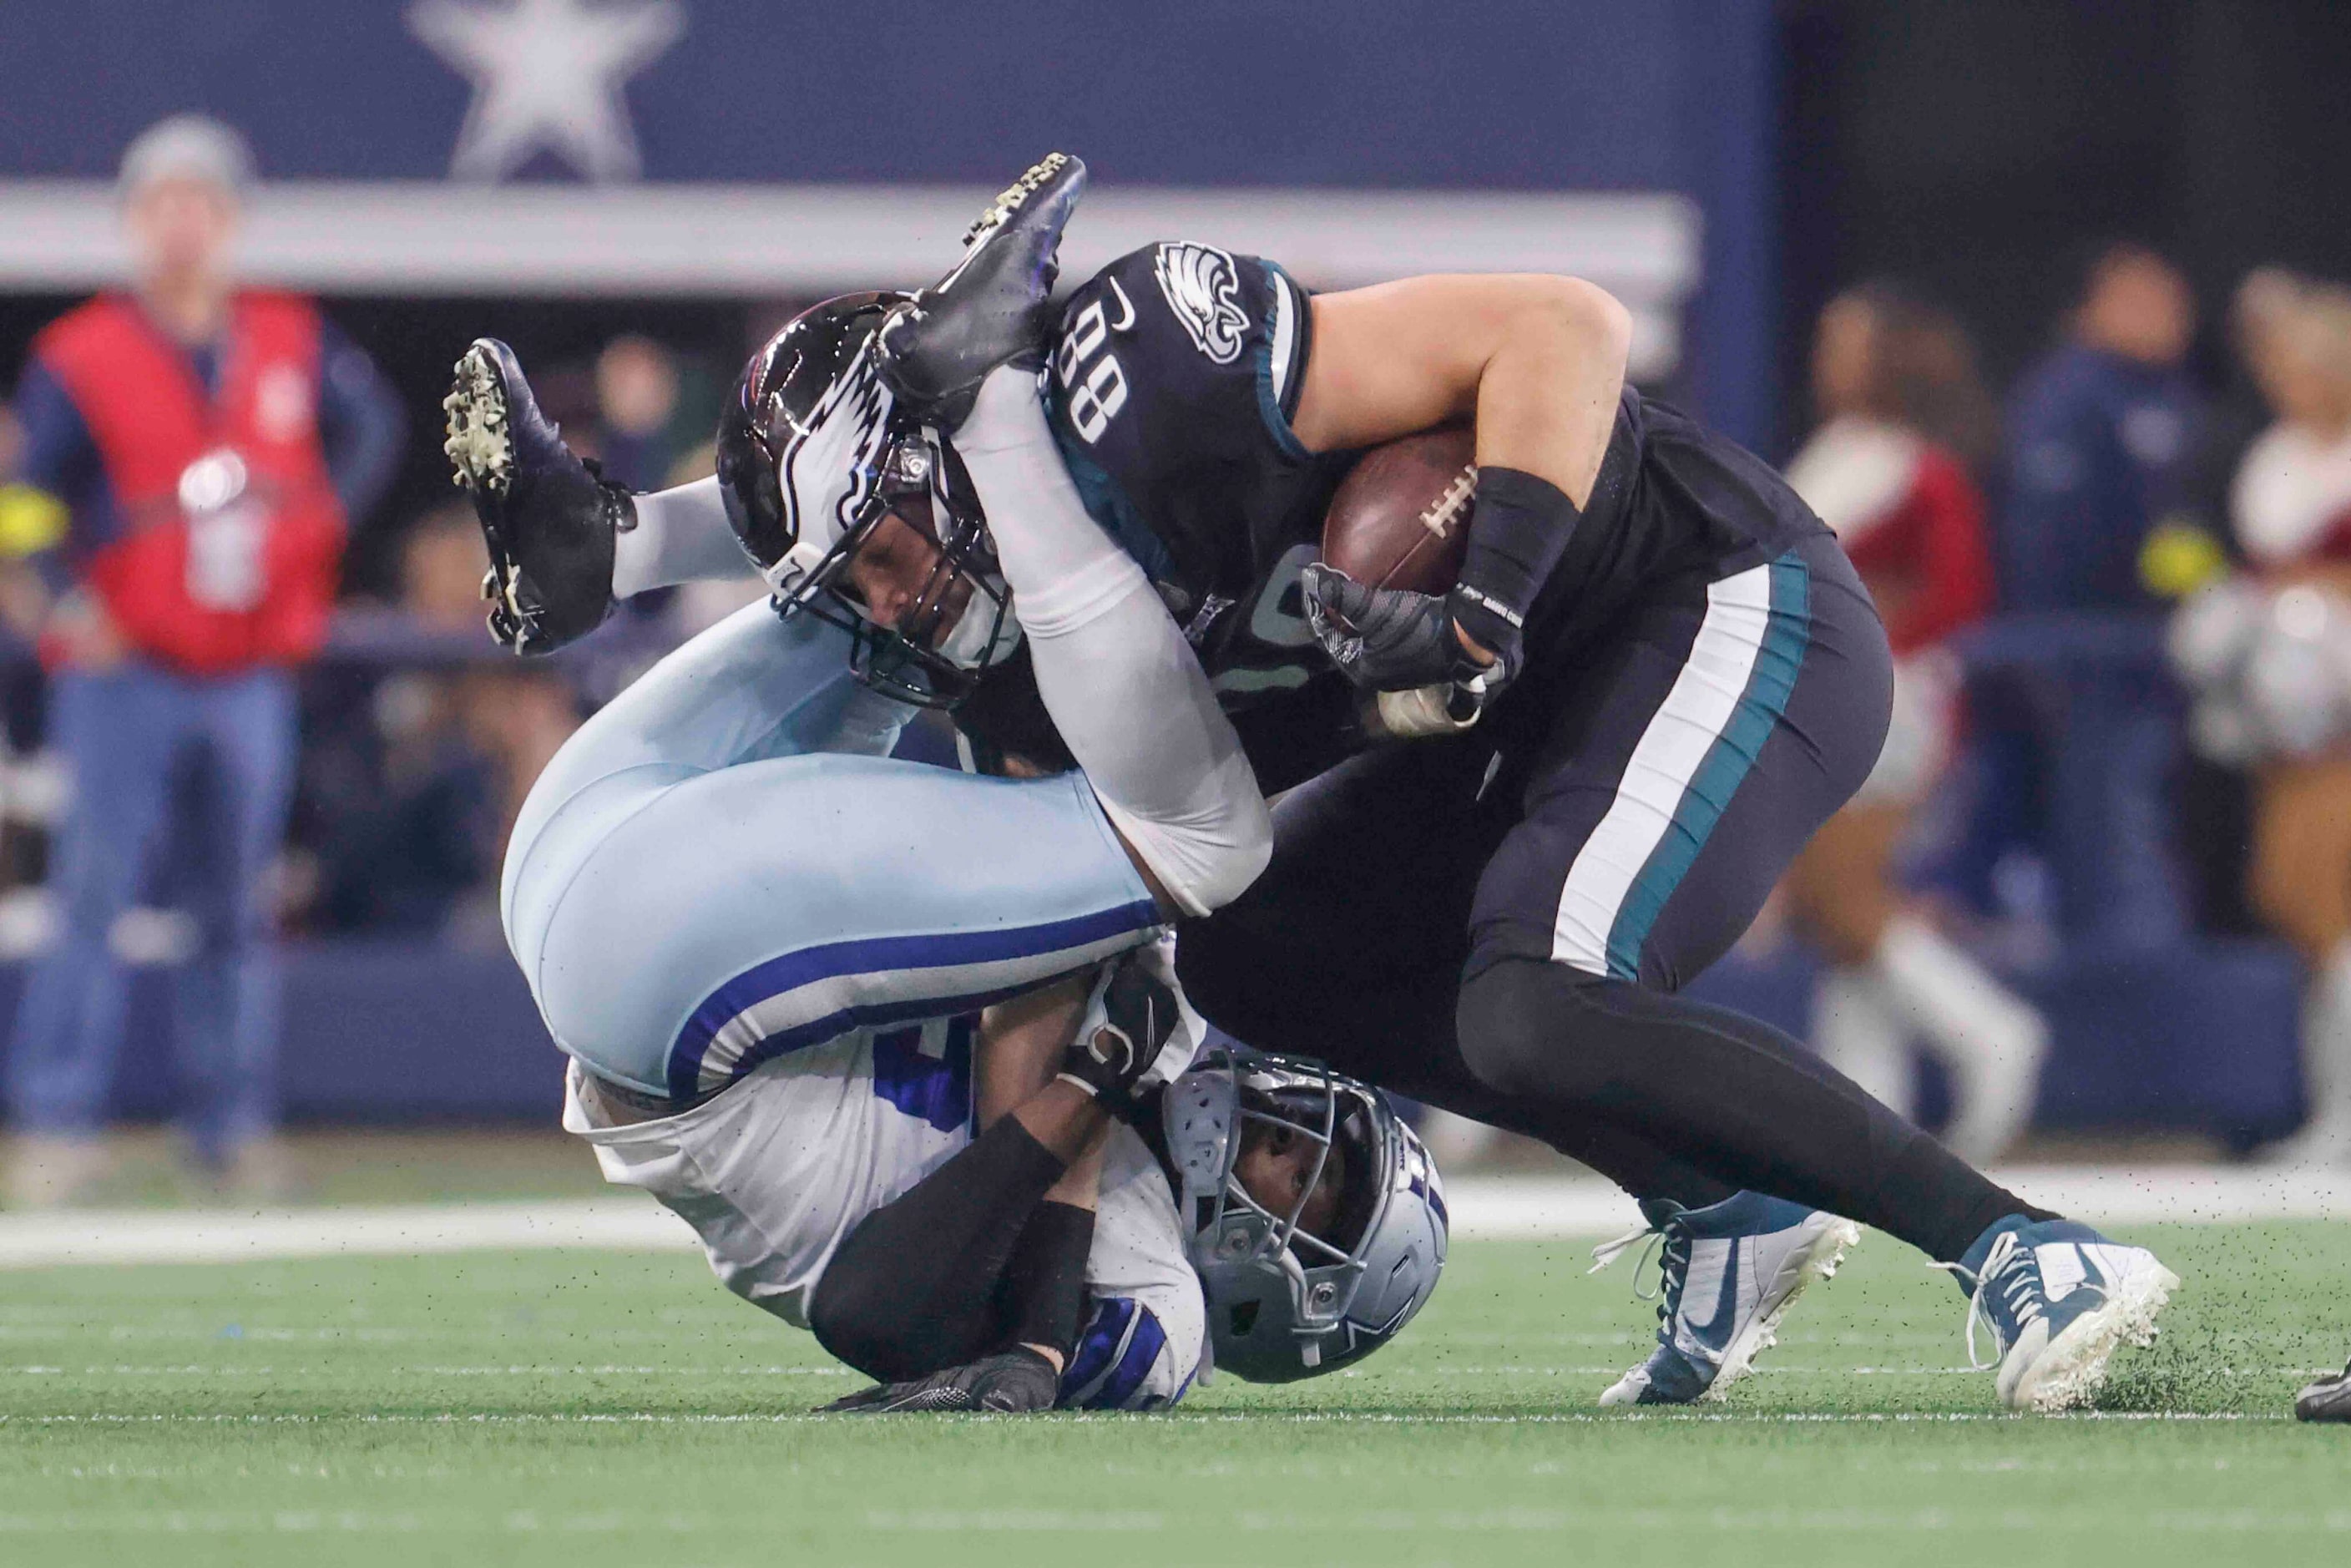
[765,537,832,599]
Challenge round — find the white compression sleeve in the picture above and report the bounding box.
[612,476,760,597]
[953,367,1271,916]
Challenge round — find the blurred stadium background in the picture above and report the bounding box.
[0,0,2348,1202]
[10,6,2351,1565]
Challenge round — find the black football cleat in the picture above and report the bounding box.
[873,152,1088,428]
[2298,1358,2351,1422]
[443,337,631,655]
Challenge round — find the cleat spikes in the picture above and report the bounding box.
[877,154,1087,425]
[961,150,1074,248]
[438,336,623,654]
[442,342,517,498]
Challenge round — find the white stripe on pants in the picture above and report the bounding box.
[1550,563,1774,975]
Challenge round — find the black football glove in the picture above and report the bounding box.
[817,1346,1061,1414]
[1301,564,1497,695]
[1055,946,1193,1118]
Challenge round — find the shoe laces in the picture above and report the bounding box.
[1590,1216,1694,1313]
[1929,1228,2042,1371]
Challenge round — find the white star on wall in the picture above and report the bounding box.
[408,0,685,183]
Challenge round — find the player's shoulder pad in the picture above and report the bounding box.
[1093,242,1287,369]
[1054,242,1312,458]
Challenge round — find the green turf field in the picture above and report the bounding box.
[3,1222,2347,1567]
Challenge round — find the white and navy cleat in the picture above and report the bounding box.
[1594,1191,1861,1406]
[1943,1217,2179,1414]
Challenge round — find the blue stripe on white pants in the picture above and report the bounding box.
[518,751,1162,1100]
[1550,554,1813,979]
[670,895,1160,1098]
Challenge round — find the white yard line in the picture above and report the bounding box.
[1450,1165,2351,1239]
[0,1166,2344,1270]
[0,1199,692,1270]
[0,1409,2301,1424]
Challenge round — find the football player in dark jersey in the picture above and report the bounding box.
[455,155,2178,1414]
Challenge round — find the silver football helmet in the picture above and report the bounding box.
[1163,1047,1448,1381]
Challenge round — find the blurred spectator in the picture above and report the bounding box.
[2173,273,2351,1166]
[1780,282,2046,1161]
[594,336,686,491]
[2157,277,2308,943]
[0,409,48,899]
[2000,244,2202,610]
[1964,245,2201,953]
[409,514,582,877]
[296,507,579,943]
[301,510,503,938]
[590,334,756,638]
[0,116,402,1207]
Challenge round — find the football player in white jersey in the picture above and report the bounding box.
[444,309,1448,1409]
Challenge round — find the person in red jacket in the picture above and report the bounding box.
[0,117,402,1206]
[1779,281,2049,1163]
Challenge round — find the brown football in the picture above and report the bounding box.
[1320,426,1477,596]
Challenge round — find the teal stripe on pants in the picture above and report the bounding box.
[1604,554,1813,980]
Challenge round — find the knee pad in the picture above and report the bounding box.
[1454,955,1615,1102]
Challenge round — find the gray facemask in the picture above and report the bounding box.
[1163,1048,1449,1382]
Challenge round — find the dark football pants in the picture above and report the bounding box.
[1177,529,2043,1262]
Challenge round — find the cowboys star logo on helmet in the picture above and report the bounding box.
[1153,243,1250,366]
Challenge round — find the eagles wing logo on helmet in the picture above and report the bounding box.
[1153,242,1250,366]
[771,339,893,591]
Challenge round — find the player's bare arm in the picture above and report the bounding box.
[968,971,1114,1377]
[976,969,1114,1253]
[978,971,1095,1128]
[1294,273,1631,509]
[1295,275,1633,690]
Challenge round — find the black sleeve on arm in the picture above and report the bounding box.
[806,1114,1068,1382]
[1449,467,1581,676]
[994,1200,1096,1362]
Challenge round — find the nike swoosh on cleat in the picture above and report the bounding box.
[2073,1247,2108,1292]
[1677,1246,1742,1350]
